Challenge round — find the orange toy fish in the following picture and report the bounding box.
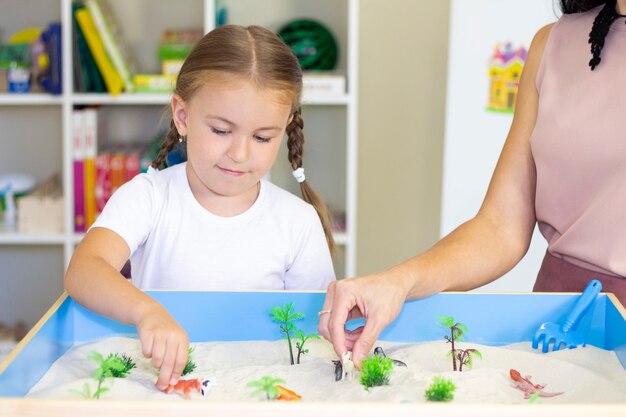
[275,385,302,401]
[509,369,563,399]
[163,378,204,400]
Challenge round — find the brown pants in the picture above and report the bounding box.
[534,250,625,307]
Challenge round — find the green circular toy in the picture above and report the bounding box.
[277,19,338,70]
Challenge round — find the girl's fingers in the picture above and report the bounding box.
[155,338,177,390]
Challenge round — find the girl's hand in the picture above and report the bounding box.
[135,304,189,390]
[317,272,409,368]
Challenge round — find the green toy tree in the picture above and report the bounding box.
[271,302,304,365]
[455,347,482,372]
[71,351,128,399]
[438,315,468,371]
[295,329,319,364]
[438,315,482,372]
[425,376,456,402]
[359,354,393,390]
[246,375,285,401]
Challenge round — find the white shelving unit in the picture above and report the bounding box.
[0,0,358,326]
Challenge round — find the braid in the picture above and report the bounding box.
[152,120,180,169]
[286,110,336,254]
[588,0,619,70]
[286,109,304,170]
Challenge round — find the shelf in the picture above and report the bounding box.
[0,94,63,106]
[0,226,65,245]
[302,93,351,105]
[70,92,351,106]
[333,232,349,245]
[0,0,358,279]
[71,93,172,106]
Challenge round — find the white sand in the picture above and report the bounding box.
[26,336,626,403]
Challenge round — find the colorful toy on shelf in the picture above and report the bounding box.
[532,279,602,353]
[0,174,36,231]
[509,369,563,399]
[277,19,338,70]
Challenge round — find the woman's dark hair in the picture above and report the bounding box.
[559,0,607,14]
[559,1,621,70]
[152,25,335,253]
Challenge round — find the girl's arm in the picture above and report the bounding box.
[319,23,555,366]
[64,227,189,390]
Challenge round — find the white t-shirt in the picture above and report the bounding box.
[91,163,335,291]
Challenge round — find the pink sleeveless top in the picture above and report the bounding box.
[530,6,626,278]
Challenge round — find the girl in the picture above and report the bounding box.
[64,25,336,391]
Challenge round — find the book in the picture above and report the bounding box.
[72,2,106,93]
[109,148,126,194]
[302,72,346,96]
[72,110,86,233]
[94,151,111,217]
[124,148,141,182]
[83,108,98,228]
[85,0,137,92]
[75,8,123,95]
[41,22,63,95]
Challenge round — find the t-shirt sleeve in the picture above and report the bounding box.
[285,204,336,291]
[90,173,155,255]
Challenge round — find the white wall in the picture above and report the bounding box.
[441,0,557,292]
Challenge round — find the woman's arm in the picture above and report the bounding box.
[319,23,555,366]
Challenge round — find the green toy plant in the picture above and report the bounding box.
[105,353,136,378]
[71,351,127,399]
[359,354,393,391]
[271,302,304,365]
[246,375,285,401]
[182,346,197,376]
[294,329,319,364]
[425,376,456,402]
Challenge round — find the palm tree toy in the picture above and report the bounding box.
[246,376,285,401]
[271,302,304,365]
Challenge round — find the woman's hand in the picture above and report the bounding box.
[317,271,410,368]
[135,303,189,391]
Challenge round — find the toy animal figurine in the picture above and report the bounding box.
[374,346,407,367]
[341,351,356,382]
[275,385,302,400]
[332,359,342,381]
[163,378,213,400]
[509,369,563,399]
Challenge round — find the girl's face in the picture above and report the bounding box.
[171,79,293,214]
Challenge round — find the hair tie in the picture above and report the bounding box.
[292,167,305,183]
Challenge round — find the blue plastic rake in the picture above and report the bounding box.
[532,279,602,353]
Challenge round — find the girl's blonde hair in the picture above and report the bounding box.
[152,24,335,253]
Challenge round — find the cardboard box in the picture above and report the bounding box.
[16,175,64,234]
[1,291,624,416]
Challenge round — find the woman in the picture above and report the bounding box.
[318,0,626,367]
